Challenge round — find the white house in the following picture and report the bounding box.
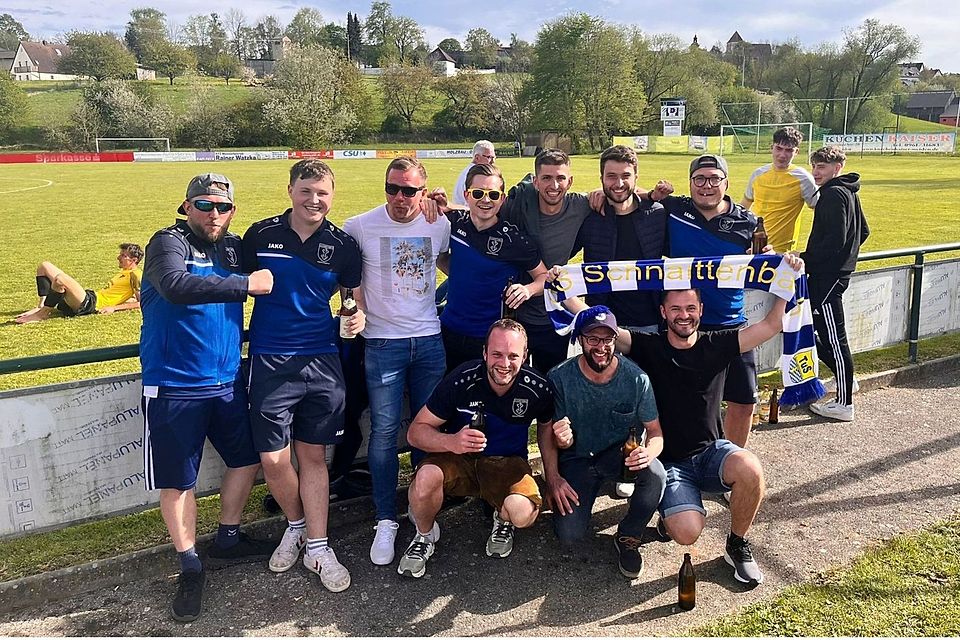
[8,41,78,81]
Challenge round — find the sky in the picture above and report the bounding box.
[3,0,957,72]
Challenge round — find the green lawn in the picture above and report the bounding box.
[1,153,958,391]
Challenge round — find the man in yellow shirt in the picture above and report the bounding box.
[15,243,143,324]
[740,127,818,252]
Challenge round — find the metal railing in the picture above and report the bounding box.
[2,244,959,376]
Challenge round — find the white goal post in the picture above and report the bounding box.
[95,137,171,152]
[719,122,813,158]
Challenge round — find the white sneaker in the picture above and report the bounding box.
[370,519,399,565]
[406,510,441,543]
[303,547,351,592]
[615,482,635,498]
[269,527,305,573]
[810,400,854,422]
[822,377,860,395]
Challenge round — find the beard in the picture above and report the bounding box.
[667,316,700,339]
[603,184,633,204]
[583,348,614,373]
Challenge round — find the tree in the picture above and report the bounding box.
[125,8,167,63]
[0,13,30,50]
[143,39,195,85]
[178,81,234,149]
[0,72,28,138]
[323,23,348,55]
[263,44,360,147]
[224,8,251,61]
[346,12,363,62]
[379,63,434,131]
[390,16,426,64]
[436,38,461,53]
[434,71,489,133]
[207,52,241,84]
[285,8,325,47]
[251,15,283,58]
[488,73,531,146]
[58,79,173,149]
[502,34,534,72]
[58,31,138,81]
[364,2,424,65]
[464,28,499,69]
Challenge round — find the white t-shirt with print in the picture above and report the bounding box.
[343,205,451,339]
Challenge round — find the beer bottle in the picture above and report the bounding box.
[621,426,640,482]
[501,276,517,320]
[339,288,358,339]
[752,217,768,255]
[470,401,486,434]
[678,552,696,611]
[769,387,780,424]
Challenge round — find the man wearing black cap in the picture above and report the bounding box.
[649,155,760,449]
[538,306,666,579]
[140,173,275,622]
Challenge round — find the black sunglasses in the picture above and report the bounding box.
[192,199,235,213]
[385,182,425,198]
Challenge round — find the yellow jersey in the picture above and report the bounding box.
[742,164,818,252]
[97,268,141,308]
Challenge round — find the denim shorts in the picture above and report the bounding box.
[660,439,742,517]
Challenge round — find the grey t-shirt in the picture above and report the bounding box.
[547,354,658,458]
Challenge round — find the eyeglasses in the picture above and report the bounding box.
[385,182,425,198]
[192,199,235,213]
[467,188,504,201]
[481,154,496,161]
[581,335,616,347]
[691,175,725,188]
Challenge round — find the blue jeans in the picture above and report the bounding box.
[553,443,667,544]
[365,334,446,521]
[660,439,742,518]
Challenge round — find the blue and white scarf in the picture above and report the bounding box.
[544,254,826,407]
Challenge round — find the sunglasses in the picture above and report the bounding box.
[192,199,235,213]
[385,182,425,198]
[467,188,504,201]
[691,175,725,188]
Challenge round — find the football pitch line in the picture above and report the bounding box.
[0,178,54,194]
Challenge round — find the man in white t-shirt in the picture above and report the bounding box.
[343,156,452,570]
[452,140,496,207]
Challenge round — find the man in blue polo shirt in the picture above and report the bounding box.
[140,173,275,622]
[242,160,365,594]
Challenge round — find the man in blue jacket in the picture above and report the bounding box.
[140,173,275,623]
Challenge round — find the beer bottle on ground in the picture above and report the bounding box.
[678,552,696,611]
[752,217,768,255]
[621,426,640,482]
[470,401,486,434]
[339,288,358,339]
[769,387,780,424]
[501,276,516,320]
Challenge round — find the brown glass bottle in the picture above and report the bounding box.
[678,552,696,610]
[501,276,517,320]
[768,387,780,424]
[470,401,486,434]
[621,426,640,482]
[752,217,768,255]
[339,288,358,339]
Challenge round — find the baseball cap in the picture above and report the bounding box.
[573,305,619,339]
[689,154,729,178]
[177,173,234,214]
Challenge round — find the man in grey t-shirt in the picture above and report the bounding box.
[500,148,594,374]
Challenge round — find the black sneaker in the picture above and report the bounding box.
[724,534,764,588]
[170,569,206,623]
[613,533,644,579]
[206,532,275,568]
[655,518,671,542]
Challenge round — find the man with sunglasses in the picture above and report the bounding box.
[740,127,818,253]
[242,160,364,594]
[537,306,666,580]
[648,155,761,450]
[343,156,451,569]
[140,173,276,622]
[452,140,496,207]
[439,163,548,371]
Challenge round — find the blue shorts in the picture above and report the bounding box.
[248,353,346,452]
[142,380,260,491]
[660,440,743,517]
[701,323,758,404]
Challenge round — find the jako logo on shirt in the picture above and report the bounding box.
[318,243,335,263]
[268,243,284,249]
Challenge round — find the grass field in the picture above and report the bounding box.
[0,152,958,391]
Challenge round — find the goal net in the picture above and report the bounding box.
[95,137,171,152]
[718,122,813,158]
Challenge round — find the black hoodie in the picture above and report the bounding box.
[801,172,870,275]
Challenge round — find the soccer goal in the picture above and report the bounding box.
[95,137,171,152]
[719,122,813,158]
